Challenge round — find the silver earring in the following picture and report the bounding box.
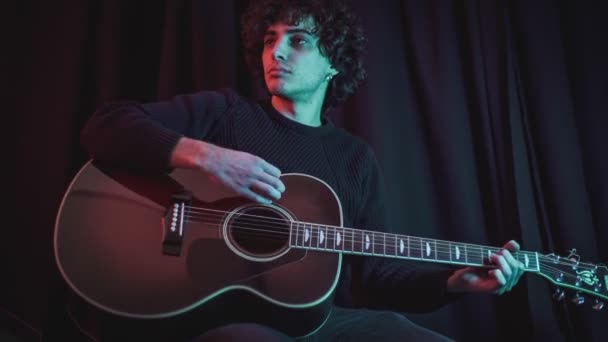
[326,74,334,81]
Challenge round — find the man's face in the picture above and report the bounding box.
[262,17,336,101]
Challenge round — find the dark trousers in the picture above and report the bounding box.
[68,293,453,342]
[192,307,453,342]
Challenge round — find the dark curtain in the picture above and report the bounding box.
[5,0,607,341]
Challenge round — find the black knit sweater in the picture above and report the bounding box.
[81,88,460,313]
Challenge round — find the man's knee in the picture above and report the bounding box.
[192,323,292,342]
[376,311,454,342]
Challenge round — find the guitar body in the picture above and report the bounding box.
[54,161,342,338]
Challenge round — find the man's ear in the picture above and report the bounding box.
[329,66,338,77]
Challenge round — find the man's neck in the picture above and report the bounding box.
[271,95,324,127]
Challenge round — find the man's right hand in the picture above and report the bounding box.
[170,137,285,204]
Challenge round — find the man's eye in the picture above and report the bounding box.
[292,37,307,45]
[264,39,275,46]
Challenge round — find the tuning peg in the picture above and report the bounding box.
[592,299,604,311]
[566,248,579,260]
[553,289,565,301]
[571,292,585,305]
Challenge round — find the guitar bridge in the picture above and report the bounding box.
[162,190,192,256]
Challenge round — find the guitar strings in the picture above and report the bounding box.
[184,207,535,257]
[182,218,602,284]
[183,206,598,270]
[184,220,516,264]
[180,210,595,268]
[183,210,604,294]
[183,205,601,270]
[184,211,526,257]
[178,215,600,277]
[184,206,595,267]
[185,206,584,268]
[183,218,592,283]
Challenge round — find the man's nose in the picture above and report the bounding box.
[272,38,288,61]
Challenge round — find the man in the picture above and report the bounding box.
[79,0,524,340]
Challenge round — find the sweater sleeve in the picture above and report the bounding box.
[348,146,463,313]
[80,88,236,171]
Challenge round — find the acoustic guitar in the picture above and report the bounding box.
[54,161,607,338]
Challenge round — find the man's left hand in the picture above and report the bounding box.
[446,240,525,295]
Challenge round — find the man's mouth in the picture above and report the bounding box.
[268,67,292,75]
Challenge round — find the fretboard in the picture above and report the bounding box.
[289,222,539,271]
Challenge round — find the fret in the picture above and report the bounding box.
[318,225,327,249]
[486,247,495,264]
[512,251,531,271]
[395,235,400,256]
[296,223,302,247]
[351,229,359,253]
[375,232,382,255]
[467,245,484,266]
[344,228,354,252]
[385,233,397,256]
[362,231,372,255]
[484,247,495,266]
[349,230,355,253]
[519,252,533,270]
[309,224,318,249]
[299,223,306,247]
[347,230,353,253]
[417,237,425,258]
[465,245,477,265]
[408,236,421,259]
[515,252,523,266]
[394,235,407,258]
[292,223,298,247]
[359,230,365,253]
[326,226,335,251]
[442,240,453,263]
[420,238,436,261]
[448,241,452,262]
[305,224,312,248]
[383,233,387,256]
[450,241,467,264]
[317,225,327,249]
[300,222,306,248]
[394,234,399,257]
[335,227,344,251]
[364,232,378,255]
[372,232,378,255]
[434,240,447,263]
[395,235,409,258]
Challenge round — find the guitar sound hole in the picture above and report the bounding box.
[228,206,290,257]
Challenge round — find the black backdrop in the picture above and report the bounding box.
[4,1,607,341]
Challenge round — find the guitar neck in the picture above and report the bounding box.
[289,222,540,272]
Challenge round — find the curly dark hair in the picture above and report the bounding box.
[240,0,367,111]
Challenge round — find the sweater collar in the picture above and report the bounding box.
[260,99,334,136]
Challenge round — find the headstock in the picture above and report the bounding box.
[538,249,607,310]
